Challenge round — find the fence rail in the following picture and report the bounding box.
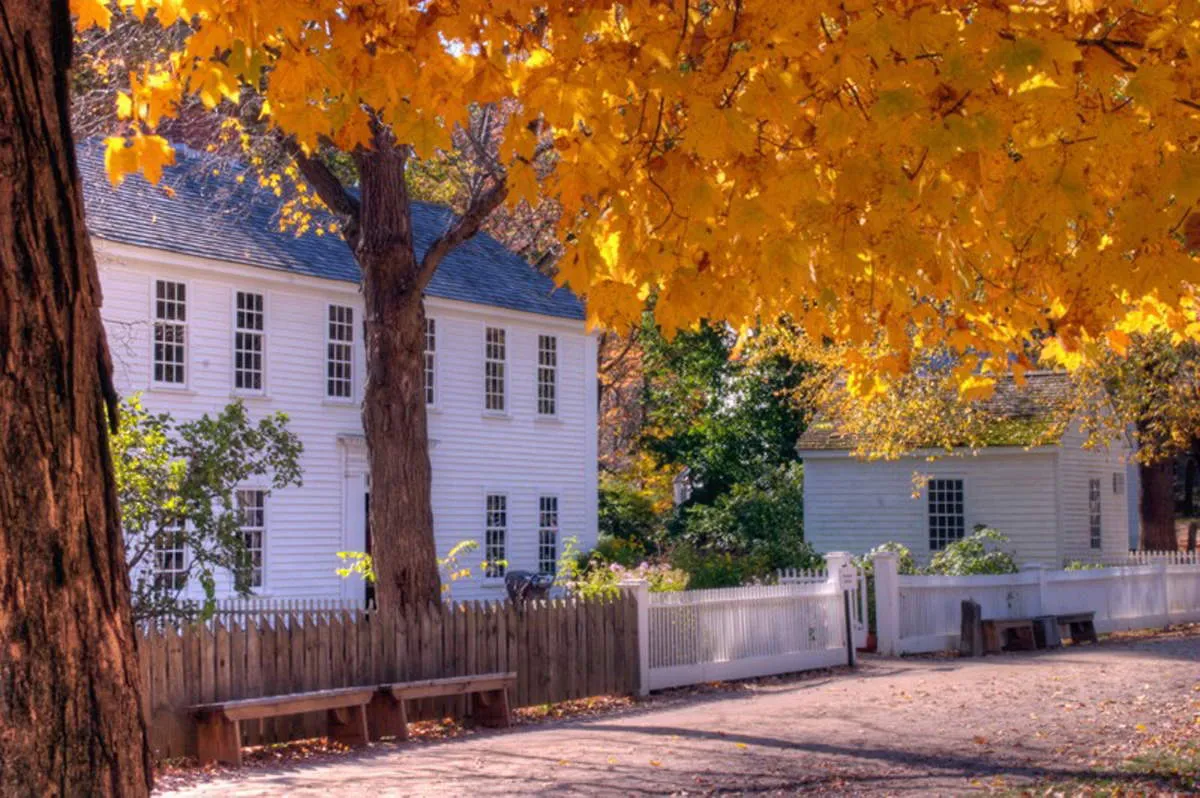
[137,595,637,758]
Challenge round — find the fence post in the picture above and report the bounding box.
[873,551,901,656]
[619,578,650,696]
[1020,562,1046,617]
[1156,560,1171,627]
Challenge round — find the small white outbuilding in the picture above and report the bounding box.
[797,373,1134,566]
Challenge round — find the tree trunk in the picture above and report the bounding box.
[1139,459,1177,551]
[355,143,440,610]
[0,2,152,795]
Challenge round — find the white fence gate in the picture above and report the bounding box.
[871,551,1200,655]
[780,559,869,649]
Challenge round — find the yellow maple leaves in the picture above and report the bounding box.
[74,0,1200,398]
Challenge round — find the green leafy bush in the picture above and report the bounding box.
[926,527,1019,576]
[1064,560,1109,571]
[591,534,648,568]
[855,541,920,575]
[562,559,689,600]
[598,475,662,548]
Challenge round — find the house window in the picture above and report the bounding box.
[538,495,559,575]
[484,327,506,412]
[537,335,558,416]
[237,489,266,588]
[1113,472,1125,495]
[153,519,187,592]
[153,279,187,385]
[326,305,354,399]
[234,291,265,392]
[424,317,436,406]
[928,478,965,551]
[1089,478,1102,550]
[485,494,507,578]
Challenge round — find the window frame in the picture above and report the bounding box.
[424,315,437,408]
[927,477,966,552]
[483,325,508,415]
[536,334,558,417]
[537,494,559,575]
[150,278,190,389]
[1089,477,1102,550]
[484,492,508,580]
[232,289,267,395]
[236,488,267,590]
[153,517,189,593]
[325,302,356,402]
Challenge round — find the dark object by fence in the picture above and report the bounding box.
[505,571,554,602]
[1032,616,1062,649]
[1056,611,1099,644]
[959,600,983,657]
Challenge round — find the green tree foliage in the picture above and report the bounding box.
[597,474,660,551]
[641,320,808,503]
[113,395,303,619]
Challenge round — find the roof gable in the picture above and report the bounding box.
[78,141,584,321]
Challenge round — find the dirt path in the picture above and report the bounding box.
[161,630,1200,796]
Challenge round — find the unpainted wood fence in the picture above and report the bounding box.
[138,594,638,758]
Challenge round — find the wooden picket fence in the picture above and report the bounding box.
[137,594,638,759]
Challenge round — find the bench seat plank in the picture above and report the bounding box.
[381,672,516,701]
[192,686,377,722]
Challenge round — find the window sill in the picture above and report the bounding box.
[148,384,197,396]
[481,411,512,421]
[231,392,271,401]
[322,398,359,409]
[534,415,563,424]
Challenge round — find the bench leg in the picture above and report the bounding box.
[474,687,511,729]
[196,715,242,766]
[328,704,370,748]
[367,692,409,741]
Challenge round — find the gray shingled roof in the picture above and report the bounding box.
[78,140,584,321]
[796,371,1074,451]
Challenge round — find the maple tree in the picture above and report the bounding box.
[75,1,1200,604]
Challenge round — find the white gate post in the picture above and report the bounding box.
[824,551,853,649]
[873,551,901,656]
[620,578,651,696]
[1020,562,1046,617]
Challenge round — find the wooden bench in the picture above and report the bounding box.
[1057,611,1099,644]
[368,672,516,740]
[192,686,376,765]
[981,618,1037,653]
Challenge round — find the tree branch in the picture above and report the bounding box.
[280,138,362,248]
[417,179,509,291]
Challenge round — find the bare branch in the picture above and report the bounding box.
[280,138,362,248]
[417,179,509,291]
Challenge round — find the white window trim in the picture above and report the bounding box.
[536,334,559,418]
[537,493,560,575]
[149,277,191,391]
[424,315,438,410]
[926,476,967,552]
[325,302,356,403]
[231,288,268,397]
[236,487,268,591]
[482,325,509,417]
[483,491,509,581]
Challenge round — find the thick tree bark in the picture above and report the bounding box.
[1139,459,1177,551]
[0,1,152,795]
[354,141,441,610]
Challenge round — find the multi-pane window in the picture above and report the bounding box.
[237,489,266,588]
[484,327,506,412]
[153,280,187,384]
[928,478,965,551]
[234,291,265,392]
[424,317,436,406]
[1089,478,1102,550]
[153,518,188,592]
[485,494,507,578]
[326,305,354,399]
[537,335,558,416]
[538,496,559,575]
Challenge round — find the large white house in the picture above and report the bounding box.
[797,373,1134,566]
[80,142,598,603]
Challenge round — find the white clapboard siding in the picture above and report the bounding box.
[96,239,598,602]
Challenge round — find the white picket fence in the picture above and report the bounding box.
[872,551,1200,655]
[1088,550,1200,567]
